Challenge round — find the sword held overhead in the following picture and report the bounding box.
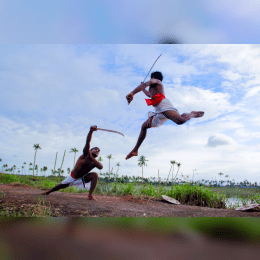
[142,54,162,83]
[96,128,124,136]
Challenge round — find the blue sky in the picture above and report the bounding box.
[1,44,260,183]
[1,0,260,43]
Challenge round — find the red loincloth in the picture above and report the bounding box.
[145,93,165,106]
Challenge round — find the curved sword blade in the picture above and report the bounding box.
[96,128,124,136]
[143,54,162,82]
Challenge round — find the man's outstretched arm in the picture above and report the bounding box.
[142,88,151,97]
[83,126,97,155]
[126,82,148,104]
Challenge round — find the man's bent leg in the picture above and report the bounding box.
[42,183,70,195]
[126,119,149,160]
[163,110,204,125]
[83,172,98,200]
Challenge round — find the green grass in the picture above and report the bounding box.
[0,192,59,217]
[4,173,260,209]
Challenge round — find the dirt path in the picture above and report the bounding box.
[1,183,260,217]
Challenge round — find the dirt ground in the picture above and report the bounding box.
[1,183,260,217]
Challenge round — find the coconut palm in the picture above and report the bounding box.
[116,162,121,175]
[59,150,66,176]
[138,155,148,180]
[115,162,121,181]
[28,163,33,175]
[106,154,113,174]
[2,164,8,172]
[218,172,224,183]
[225,175,229,184]
[43,166,48,177]
[173,162,181,180]
[192,169,197,183]
[97,156,103,174]
[23,162,27,175]
[33,144,42,177]
[166,160,176,182]
[35,165,38,176]
[70,148,79,167]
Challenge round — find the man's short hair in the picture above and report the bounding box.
[91,147,100,152]
[151,71,163,81]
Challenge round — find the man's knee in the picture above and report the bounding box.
[176,119,185,125]
[91,172,98,179]
[141,121,149,130]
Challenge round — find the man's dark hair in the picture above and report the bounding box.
[91,147,100,152]
[151,71,163,81]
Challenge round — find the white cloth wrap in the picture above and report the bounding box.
[61,174,91,190]
[148,98,179,128]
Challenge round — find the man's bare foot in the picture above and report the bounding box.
[191,111,204,118]
[88,194,97,201]
[41,191,49,195]
[125,151,138,160]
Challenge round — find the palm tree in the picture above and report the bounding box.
[67,167,71,175]
[192,169,197,183]
[43,166,48,177]
[53,152,58,173]
[218,172,224,183]
[23,162,26,175]
[28,163,33,175]
[97,156,103,174]
[174,162,181,180]
[21,165,24,175]
[138,155,148,180]
[70,148,79,167]
[35,165,38,176]
[106,154,113,174]
[59,150,66,177]
[167,160,176,182]
[13,165,16,174]
[225,175,229,184]
[116,162,121,181]
[33,143,41,177]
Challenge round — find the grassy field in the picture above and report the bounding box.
[1,173,259,216]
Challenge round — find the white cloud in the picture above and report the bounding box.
[245,86,260,98]
[206,134,237,148]
[221,71,242,81]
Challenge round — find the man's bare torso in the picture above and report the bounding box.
[72,153,96,179]
[148,79,165,107]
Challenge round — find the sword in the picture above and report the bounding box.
[96,128,124,136]
[142,54,162,83]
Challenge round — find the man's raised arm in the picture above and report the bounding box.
[83,126,97,155]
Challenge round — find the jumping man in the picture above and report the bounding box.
[125,71,204,160]
[42,125,103,200]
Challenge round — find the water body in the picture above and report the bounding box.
[225,197,251,208]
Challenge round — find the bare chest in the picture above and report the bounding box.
[149,84,165,96]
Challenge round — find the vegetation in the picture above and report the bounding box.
[0,191,60,217]
[33,144,42,177]
[1,151,259,211]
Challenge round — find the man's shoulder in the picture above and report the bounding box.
[150,79,163,85]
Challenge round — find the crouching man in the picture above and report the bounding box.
[42,125,103,200]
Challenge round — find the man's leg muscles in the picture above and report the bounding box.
[42,183,70,195]
[126,119,149,160]
[163,110,204,125]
